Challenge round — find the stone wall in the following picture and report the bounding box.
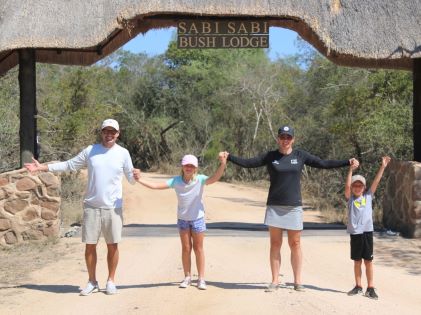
[383,160,421,238]
[0,168,61,245]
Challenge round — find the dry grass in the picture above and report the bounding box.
[0,238,79,288]
[59,172,85,228]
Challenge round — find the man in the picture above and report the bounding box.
[25,119,136,296]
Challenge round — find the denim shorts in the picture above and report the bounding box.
[177,217,206,233]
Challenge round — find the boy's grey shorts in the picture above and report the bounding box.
[82,205,123,244]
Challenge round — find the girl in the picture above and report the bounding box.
[135,153,227,290]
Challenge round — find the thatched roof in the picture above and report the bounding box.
[1,0,420,75]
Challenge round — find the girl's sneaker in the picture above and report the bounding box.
[179,277,191,288]
[197,279,207,290]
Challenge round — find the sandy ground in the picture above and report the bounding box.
[1,173,421,315]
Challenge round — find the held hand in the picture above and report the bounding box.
[349,158,359,169]
[218,151,229,164]
[350,164,358,171]
[382,156,391,168]
[133,168,141,181]
[24,157,41,173]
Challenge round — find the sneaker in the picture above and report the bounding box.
[79,281,99,296]
[294,284,305,292]
[197,279,207,290]
[179,277,192,288]
[265,283,279,292]
[106,280,118,295]
[365,287,378,300]
[347,285,363,296]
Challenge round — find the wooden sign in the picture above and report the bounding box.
[177,20,269,49]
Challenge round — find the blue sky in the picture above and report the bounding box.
[122,27,301,60]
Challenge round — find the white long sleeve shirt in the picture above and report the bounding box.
[48,143,135,209]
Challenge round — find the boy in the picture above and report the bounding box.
[344,156,391,300]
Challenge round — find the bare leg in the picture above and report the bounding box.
[268,227,283,284]
[192,232,205,279]
[85,244,98,282]
[179,229,193,277]
[354,260,363,287]
[106,243,119,282]
[287,230,302,285]
[364,259,374,287]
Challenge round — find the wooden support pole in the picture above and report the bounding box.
[18,49,38,167]
[414,59,421,162]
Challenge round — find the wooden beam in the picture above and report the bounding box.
[18,49,38,167]
[414,58,421,162]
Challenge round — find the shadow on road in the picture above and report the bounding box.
[17,284,79,294]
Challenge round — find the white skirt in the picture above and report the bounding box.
[264,205,303,230]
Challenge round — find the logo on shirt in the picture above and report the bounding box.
[291,159,298,164]
[353,197,366,208]
[272,160,280,165]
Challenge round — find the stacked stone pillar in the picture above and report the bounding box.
[383,160,421,238]
[0,168,61,245]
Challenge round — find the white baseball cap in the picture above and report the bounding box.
[101,119,119,131]
[351,175,366,186]
[181,154,198,167]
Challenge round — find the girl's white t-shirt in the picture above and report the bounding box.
[166,174,209,220]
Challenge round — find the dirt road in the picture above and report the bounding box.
[1,173,420,315]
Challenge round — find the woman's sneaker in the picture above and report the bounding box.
[293,284,305,292]
[347,286,363,296]
[80,281,99,296]
[265,283,279,292]
[179,277,191,288]
[197,279,207,290]
[365,287,378,300]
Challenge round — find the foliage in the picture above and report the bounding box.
[0,40,413,226]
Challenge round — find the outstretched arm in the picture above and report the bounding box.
[206,152,228,185]
[136,178,170,190]
[370,156,391,194]
[344,164,357,200]
[24,157,49,173]
[133,168,170,189]
[226,151,267,168]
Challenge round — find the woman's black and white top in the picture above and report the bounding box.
[228,149,349,207]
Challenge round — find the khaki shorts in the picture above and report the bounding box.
[82,206,123,244]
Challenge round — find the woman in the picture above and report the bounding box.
[224,125,358,292]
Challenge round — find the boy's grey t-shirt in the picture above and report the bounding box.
[347,190,374,234]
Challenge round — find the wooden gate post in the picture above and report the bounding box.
[18,49,38,167]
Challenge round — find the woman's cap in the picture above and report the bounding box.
[101,119,119,131]
[351,175,366,186]
[181,154,198,167]
[278,125,294,137]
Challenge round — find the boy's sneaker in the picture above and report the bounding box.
[197,279,207,290]
[79,281,99,296]
[179,277,191,288]
[365,287,378,300]
[106,280,118,295]
[347,286,363,296]
[293,284,305,292]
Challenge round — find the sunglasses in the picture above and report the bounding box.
[102,128,118,135]
[278,134,293,140]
